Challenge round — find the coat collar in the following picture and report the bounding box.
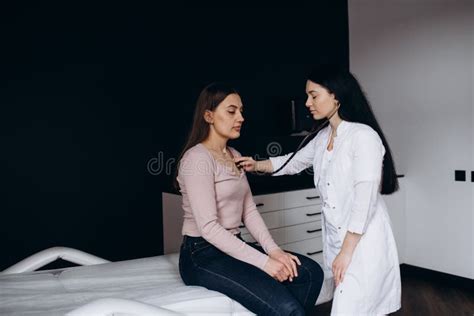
[333,120,350,139]
[319,120,351,145]
[314,120,352,179]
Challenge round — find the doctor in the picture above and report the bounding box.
[235,66,402,315]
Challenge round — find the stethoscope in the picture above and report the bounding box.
[269,102,340,175]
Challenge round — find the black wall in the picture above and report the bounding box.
[0,3,348,270]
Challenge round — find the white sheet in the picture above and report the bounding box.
[0,253,333,315]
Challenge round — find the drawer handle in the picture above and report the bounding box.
[256,203,264,207]
[306,212,321,217]
[306,195,320,200]
[307,250,323,255]
[306,228,322,234]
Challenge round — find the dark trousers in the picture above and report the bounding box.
[179,234,324,316]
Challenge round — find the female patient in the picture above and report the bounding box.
[175,82,324,316]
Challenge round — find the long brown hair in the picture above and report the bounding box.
[173,82,239,190]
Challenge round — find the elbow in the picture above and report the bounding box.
[199,219,219,240]
[242,209,258,223]
[347,217,368,235]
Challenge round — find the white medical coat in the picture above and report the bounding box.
[270,120,401,315]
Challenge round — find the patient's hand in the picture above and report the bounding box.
[263,257,292,282]
[269,249,301,282]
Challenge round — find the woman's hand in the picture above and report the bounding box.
[268,249,301,282]
[332,250,353,287]
[234,156,257,172]
[263,257,292,282]
[234,157,273,173]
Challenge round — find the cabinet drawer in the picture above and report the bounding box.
[242,221,322,245]
[240,205,322,235]
[253,188,322,213]
[281,237,324,264]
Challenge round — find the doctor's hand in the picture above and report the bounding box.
[233,156,257,172]
[332,250,353,288]
[234,157,274,173]
[263,257,292,282]
[268,249,301,282]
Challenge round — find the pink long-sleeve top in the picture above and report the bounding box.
[177,143,280,270]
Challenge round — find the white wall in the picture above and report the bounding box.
[349,0,473,278]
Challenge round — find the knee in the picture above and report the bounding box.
[312,261,324,282]
[276,301,305,316]
[300,257,324,285]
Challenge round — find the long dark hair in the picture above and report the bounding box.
[308,65,399,194]
[173,82,239,190]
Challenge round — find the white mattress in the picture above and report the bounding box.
[0,253,333,315]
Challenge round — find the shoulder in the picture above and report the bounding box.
[180,144,215,170]
[347,122,384,151]
[182,143,209,158]
[349,122,380,140]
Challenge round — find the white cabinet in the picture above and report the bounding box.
[162,188,324,265]
[163,184,407,271]
[239,188,324,265]
[162,192,185,255]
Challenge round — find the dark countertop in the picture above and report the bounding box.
[163,173,405,196]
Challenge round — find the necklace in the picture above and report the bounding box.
[203,144,230,159]
[208,147,227,156]
[204,144,242,175]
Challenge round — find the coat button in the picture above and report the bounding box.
[327,183,330,186]
[332,206,336,209]
[338,227,341,229]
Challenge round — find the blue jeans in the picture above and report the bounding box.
[179,234,324,316]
